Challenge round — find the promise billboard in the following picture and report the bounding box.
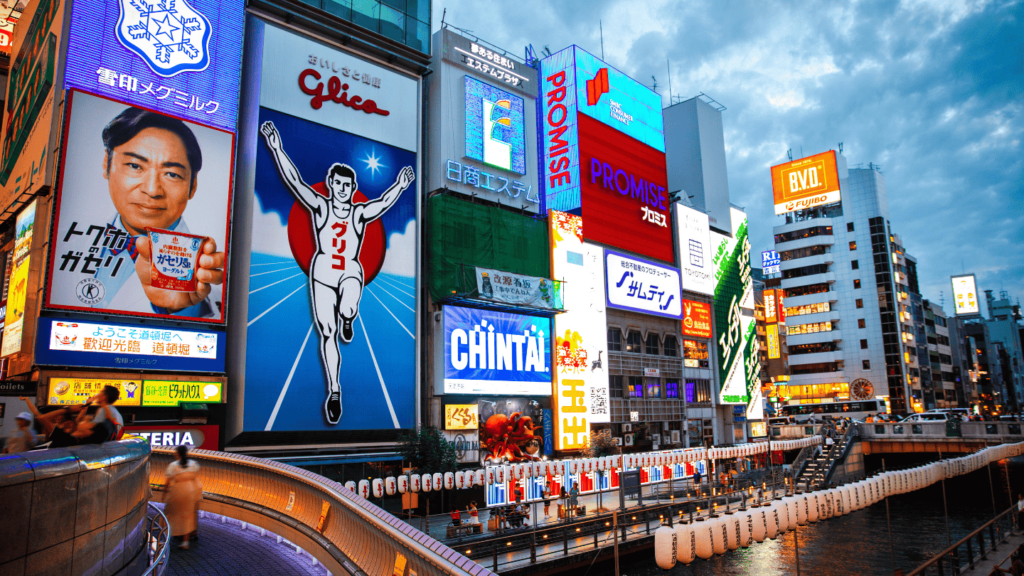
[770,150,841,215]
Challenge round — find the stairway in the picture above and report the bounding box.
[794,424,858,491]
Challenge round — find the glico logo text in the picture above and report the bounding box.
[299,69,390,116]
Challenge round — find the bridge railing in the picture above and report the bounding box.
[770,423,820,439]
[149,448,493,576]
[858,420,1024,440]
[908,503,1017,575]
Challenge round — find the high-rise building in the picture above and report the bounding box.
[984,292,1024,408]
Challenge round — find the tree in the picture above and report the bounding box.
[584,429,619,457]
[398,426,458,473]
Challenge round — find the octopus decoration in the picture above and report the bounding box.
[481,411,543,462]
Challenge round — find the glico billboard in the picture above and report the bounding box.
[770,150,841,215]
[539,46,671,263]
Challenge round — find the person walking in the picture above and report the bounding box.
[1017,494,1024,531]
[543,485,552,518]
[3,411,36,453]
[164,445,203,549]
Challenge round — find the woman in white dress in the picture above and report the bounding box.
[164,445,203,549]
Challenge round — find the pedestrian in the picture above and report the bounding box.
[450,507,462,527]
[164,445,203,549]
[467,501,479,525]
[569,483,580,517]
[3,411,37,453]
[1017,494,1024,531]
[559,486,567,519]
[543,485,552,518]
[693,469,702,492]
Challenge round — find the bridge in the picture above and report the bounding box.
[858,420,1024,454]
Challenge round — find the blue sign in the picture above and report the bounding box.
[444,305,552,396]
[34,317,225,373]
[539,46,581,214]
[762,250,781,275]
[63,0,244,131]
[465,77,526,175]
[543,408,554,456]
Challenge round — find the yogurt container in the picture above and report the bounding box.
[146,228,206,292]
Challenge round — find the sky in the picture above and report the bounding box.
[431,0,1024,317]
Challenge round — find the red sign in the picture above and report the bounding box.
[764,289,778,324]
[123,425,219,451]
[778,291,786,322]
[578,114,672,263]
[682,299,712,338]
[298,69,389,116]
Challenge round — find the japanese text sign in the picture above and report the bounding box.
[2,200,36,356]
[605,250,681,319]
[444,404,479,430]
[682,299,713,339]
[764,289,778,324]
[951,274,979,316]
[762,250,780,275]
[676,205,714,295]
[142,380,222,406]
[475,267,561,310]
[47,377,142,406]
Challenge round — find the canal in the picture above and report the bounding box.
[592,456,1024,576]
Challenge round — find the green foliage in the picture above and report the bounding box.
[584,429,619,458]
[398,426,458,473]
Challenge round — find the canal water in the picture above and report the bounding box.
[594,457,1024,576]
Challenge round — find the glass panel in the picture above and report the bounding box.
[1010,424,1021,435]
[351,0,380,33]
[893,424,904,434]
[324,0,353,19]
[381,0,405,9]
[874,425,885,434]
[405,17,429,53]
[408,0,430,23]
[986,424,998,435]
[378,3,405,43]
[297,0,323,7]
[912,424,923,435]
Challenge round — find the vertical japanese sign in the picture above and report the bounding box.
[2,199,35,356]
[550,210,608,451]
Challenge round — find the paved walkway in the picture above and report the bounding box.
[161,508,331,576]
[957,531,1024,576]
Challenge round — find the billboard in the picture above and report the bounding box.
[142,380,222,406]
[550,211,609,450]
[440,29,534,95]
[675,204,714,295]
[605,250,681,319]
[46,91,234,323]
[951,274,980,316]
[444,404,479,430]
[770,150,841,215]
[762,250,780,276]
[474,268,561,310]
[443,305,552,396]
[682,299,712,339]
[478,397,546,462]
[766,324,781,359]
[242,22,418,432]
[1,199,34,356]
[47,377,142,406]
[712,208,757,418]
[124,424,219,451]
[464,77,526,175]
[63,0,244,132]
[764,289,779,324]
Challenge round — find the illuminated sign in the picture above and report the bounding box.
[124,424,219,451]
[444,404,479,430]
[62,0,244,132]
[682,299,713,339]
[441,29,534,93]
[35,318,224,372]
[474,268,561,310]
[683,339,709,369]
[750,421,767,437]
[951,274,980,316]
[445,159,536,203]
[766,324,781,359]
[762,250,780,275]
[770,150,841,215]
[764,289,778,324]
[2,200,35,356]
[676,205,714,295]
[572,49,664,152]
[47,377,142,406]
[550,211,609,450]
[443,305,552,396]
[712,208,757,412]
[605,250,681,319]
[540,47,581,212]
[465,77,526,174]
[142,380,223,406]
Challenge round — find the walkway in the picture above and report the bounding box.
[953,531,1024,576]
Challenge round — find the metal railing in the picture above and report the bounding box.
[859,421,1024,441]
[142,502,171,576]
[908,504,1017,575]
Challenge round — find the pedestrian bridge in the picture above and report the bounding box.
[858,420,1024,454]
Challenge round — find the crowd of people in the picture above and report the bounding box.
[2,386,124,453]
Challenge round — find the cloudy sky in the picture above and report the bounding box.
[432,0,1023,316]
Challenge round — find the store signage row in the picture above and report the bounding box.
[124,425,219,451]
[47,376,222,407]
[770,150,841,215]
[604,250,681,319]
[35,318,225,372]
[475,267,561,310]
[443,306,551,396]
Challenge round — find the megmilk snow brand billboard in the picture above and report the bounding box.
[242,21,418,431]
[770,150,841,215]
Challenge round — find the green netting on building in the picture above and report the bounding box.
[427,194,550,301]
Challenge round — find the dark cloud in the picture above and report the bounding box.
[434,0,1024,312]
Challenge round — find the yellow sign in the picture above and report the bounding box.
[444,404,479,430]
[393,552,407,576]
[766,324,780,360]
[2,200,37,357]
[48,377,142,406]
[142,380,222,407]
[750,422,767,437]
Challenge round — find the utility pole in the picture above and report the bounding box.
[613,510,620,576]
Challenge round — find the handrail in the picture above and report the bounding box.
[907,504,1016,576]
[142,501,171,576]
[818,425,859,489]
[150,448,493,576]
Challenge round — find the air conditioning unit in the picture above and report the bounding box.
[623,423,633,432]
[652,434,661,444]
[625,435,634,446]
[613,437,623,446]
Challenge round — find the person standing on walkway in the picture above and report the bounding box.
[569,483,580,518]
[467,501,479,524]
[559,487,567,520]
[693,469,702,493]
[543,486,552,518]
[3,412,36,453]
[1016,494,1024,530]
[164,445,203,549]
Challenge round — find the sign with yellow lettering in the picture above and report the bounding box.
[47,377,142,406]
[444,404,479,430]
[142,380,222,407]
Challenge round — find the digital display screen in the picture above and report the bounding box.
[573,48,665,152]
[465,76,526,174]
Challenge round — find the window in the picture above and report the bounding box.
[610,375,624,398]
[790,362,841,375]
[774,226,833,243]
[789,342,837,354]
[851,260,859,270]
[782,263,831,279]
[786,302,830,317]
[847,222,855,232]
[608,329,622,352]
[854,279,861,289]
[645,333,660,355]
[849,241,857,250]
[627,376,644,397]
[863,360,871,370]
[856,299,864,309]
[686,379,712,403]
[626,331,643,353]
[666,381,680,399]
[787,321,833,335]
[780,245,830,261]
[861,339,869,349]
[684,340,710,368]
[663,336,678,357]
[646,378,662,399]
[858,319,866,329]
[786,283,831,297]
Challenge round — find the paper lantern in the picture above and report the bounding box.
[738,510,753,547]
[487,467,496,485]
[433,473,444,492]
[345,480,357,494]
[675,522,697,563]
[750,506,767,543]
[775,498,790,533]
[444,472,455,490]
[494,467,504,483]
[358,479,370,499]
[502,466,512,483]
[841,485,853,513]
[724,513,741,550]
[655,525,678,569]
[513,464,523,480]
[807,493,820,523]
[397,475,408,494]
[764,502,780,539]
[422,474,432,492]
[694,518,714,560]
[455,471,465,489]
[385,476,397,496]
[475,469,485,487]
[785,498,800,529]
[708,516,727,555]
[372,478,384,498]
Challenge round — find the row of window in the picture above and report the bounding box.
[609,376,713,402]
[788,321,834,335]
[786,302,830,317]
[779,245,830,261]
[786,283,832,297]
[775,226,833,244]
[608,330,680,356]
[782,263,830,279]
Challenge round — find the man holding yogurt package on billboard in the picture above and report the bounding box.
[48,92,233,322]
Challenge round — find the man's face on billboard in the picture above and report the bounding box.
[328,173,355,204]
[103,127,196,235]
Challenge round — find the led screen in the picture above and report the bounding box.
[465,76,526,174]
[573,48,665,152]
[951,274,980,316]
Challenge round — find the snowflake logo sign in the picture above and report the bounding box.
[116,0,212,77]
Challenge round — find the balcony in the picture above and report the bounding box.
[775,235,836,253]
[781,272,836,290]
[787,329,843,346]
[779,253,833,271]
[788,351,840,366]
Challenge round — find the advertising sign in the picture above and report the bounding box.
[444,404,479,430]
[474,267,561,310]
[539,47,581,213]
[762,250,780,276]
[683,339,709,369]
[124,424,219,451]
[951,274,980,316]
[35,318,224,372]
[0,1,26,57]
[605,250,681,319]
[2,199,34,356]
[682,299,713,339]
[46,90,234,323]
[766,324,781,360]
[443,305,551,395]
[142,379,222,406]
[47,377,142,406]
[550,211,609,450]
[0,380,36,396]
[242,21,418,432]
[63,0,244,132]
[676,204,714,295]
[750,421,767,437]
[479,397,545,461]
[764,289,778,324]
[464,76,526,175]
[440,29,534,95]
[712,208,757,413]
[770,150,841,215]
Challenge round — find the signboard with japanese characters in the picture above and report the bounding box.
[62,0,244,132]
[474,267,562,310]
[762,250,781,276]
[34,318,225,372]
[440,29,535,96]
[444,403,479,430]
[45,91,234,323]
[682,299,713,339]
[2,200,35,356]
[142,380,222,406]
[675,205,714,296]
[47,377,142,406]
[604,250,682,319]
